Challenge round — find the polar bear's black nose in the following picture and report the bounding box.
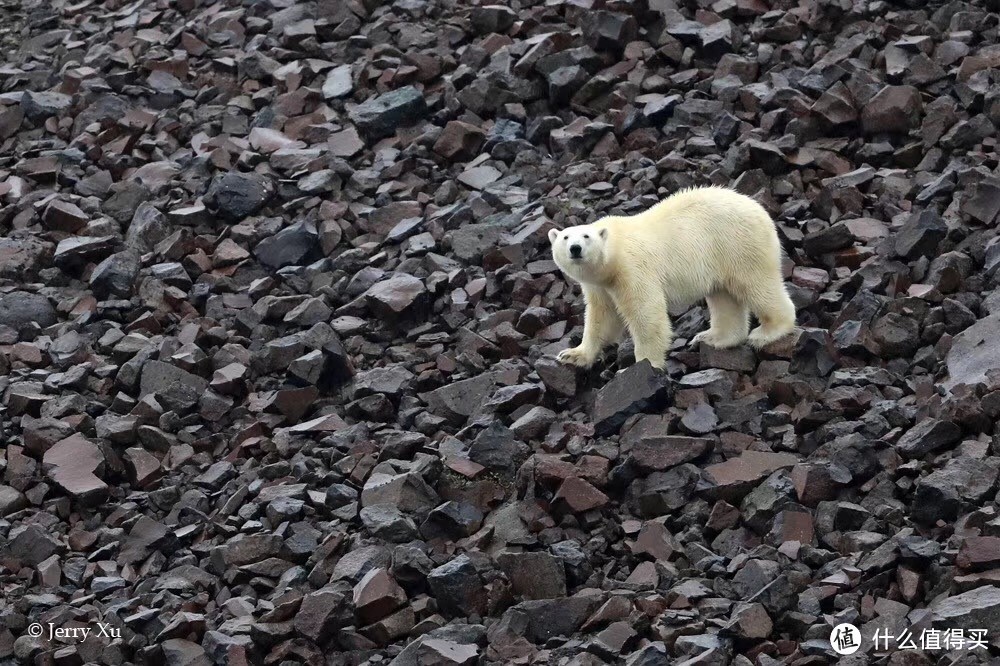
[570,244,582,258]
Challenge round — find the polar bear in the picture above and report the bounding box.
[548,186,796,369]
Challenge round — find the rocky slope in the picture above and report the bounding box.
[2,0,1000,664]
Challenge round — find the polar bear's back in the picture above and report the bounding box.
[606,186,784,306]
[638,186,775,237]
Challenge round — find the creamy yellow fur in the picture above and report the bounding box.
[548,186,797,369]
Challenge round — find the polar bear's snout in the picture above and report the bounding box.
[569,243,583,259]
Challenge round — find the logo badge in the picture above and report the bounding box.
[831,623,861,656]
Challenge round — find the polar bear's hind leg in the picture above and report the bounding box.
[744,281,796,348]
[691,291,749,348]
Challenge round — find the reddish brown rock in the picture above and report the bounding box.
[123,447,163,489]
[433,121,486,161]
[731,602,773,639]
[629,436,713,472]
[630,521,677,560]
[42,435,109,505]
[42,200,88,232]
[365,274,428,321]
[553,477,609,512]
[704,451,799,500]
[957,536,1000,572]
[861,85,922,134]
[353,568,408,624]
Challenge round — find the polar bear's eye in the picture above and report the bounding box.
[563,235,568,240]
[583,234,589,239]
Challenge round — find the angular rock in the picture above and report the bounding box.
[930,586,1000,637]
[422,374,495,425]
[365,274,428,321]
[354,568,408,624]
[322,64,353,99]
[861,85,922,134]
[433,121,486,161]
[468,422,529,477]
[497,551,567,600]
[628,436,713,472]
[428,555,487,618]
[554,477,609,513]
[42,435,108,505]
[90,250,141,298]
[205,172,274,221]
[4,524,62,565]
[139,360,210,410]
[254,221,320,269]
[895,419,961,458]
[957,537,1000,572]
[42,200,88,232]
[295,587,350,642]
[895,210,947,259]
[581,11,638,53]
[704,452,799,501]
[349,86,428,140]
[945,314,1000,390]
[361,467,439,517]
[593,362,672,436]
[470,5,516,34]
[21,91,72,120]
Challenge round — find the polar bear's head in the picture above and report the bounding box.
[549,224,609,283]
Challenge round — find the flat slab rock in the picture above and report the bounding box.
[139,360,209,399]
[703,451,800,500]
[944,313,1000,390]
[929,585,1000,636]
[628,435,714,472]
[42,435,108,505]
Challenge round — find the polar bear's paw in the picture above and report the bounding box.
[748,325,793,349]
[557,346,597,368]
[691,329,745,349]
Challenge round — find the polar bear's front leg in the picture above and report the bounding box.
[558,286,624,368]
[611,287,671,369]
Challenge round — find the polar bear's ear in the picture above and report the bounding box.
[548,229,559,244]
[598,228,608,240]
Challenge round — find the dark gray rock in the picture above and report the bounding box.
[420,501,484,540]
[895,210,947,259]
[348,86,428,140]
[496,551,567,600]
[254,221,320,269]
[0,291,56,332]
[205,171,274,221]
[470,5,516,34]
[427,554,487,618]
[90,250,141,298]
[139,360,210,410]
[593,362,672,436]
[21,91,72,120]
[468,422,530,478]
[895,419,961,458]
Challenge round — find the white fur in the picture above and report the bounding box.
[548,186,797,369]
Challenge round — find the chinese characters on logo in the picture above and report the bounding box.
[831,624,989,655]
[872,627,988,652]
